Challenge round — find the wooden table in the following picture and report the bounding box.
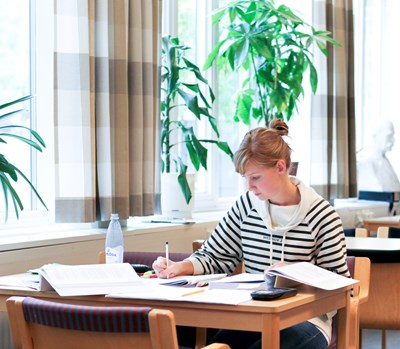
[362,215,400,234]
[346,236,400,262]
[0,283,353,349]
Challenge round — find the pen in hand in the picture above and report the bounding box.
[165,241,169,269]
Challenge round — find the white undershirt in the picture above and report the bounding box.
[269,203,299,228]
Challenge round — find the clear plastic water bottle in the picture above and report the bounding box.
[105,213,124,263]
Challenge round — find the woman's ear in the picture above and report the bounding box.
[276,159,287,174]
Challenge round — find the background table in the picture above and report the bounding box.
[362,215,400,234]
[346,236,400,342]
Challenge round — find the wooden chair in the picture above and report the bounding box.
[6,296,230,349]
[377,226,389,238]
[355,228,369,237]
[328,256,371,349]
[344,228,369,237]
[377,226,400,239]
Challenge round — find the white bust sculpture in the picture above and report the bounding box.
[357,120,400,192]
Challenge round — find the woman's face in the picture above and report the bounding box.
[242,160,285,201]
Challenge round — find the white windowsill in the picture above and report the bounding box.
[0,211,226,253]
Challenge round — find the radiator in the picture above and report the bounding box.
[0,313,14,349]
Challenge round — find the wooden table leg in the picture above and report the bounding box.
[261,314,280,349]
[336,290,351,349]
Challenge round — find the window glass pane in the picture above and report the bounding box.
[0,1,32,214]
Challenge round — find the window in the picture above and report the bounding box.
[353,0,400,176]
[162,0,313,212]
[0,0,318,228]
[0,1,32,219]
[0,0,54,227]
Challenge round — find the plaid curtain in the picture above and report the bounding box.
[310,0,357,201]
[54,0,160,222]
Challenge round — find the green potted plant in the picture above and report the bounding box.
[0,95,47,221]
[161,35,233,215]
[204,0,341,126]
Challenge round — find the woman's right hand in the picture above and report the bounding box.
[152,257,194,279]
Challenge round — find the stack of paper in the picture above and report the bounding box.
[38,263,142,296]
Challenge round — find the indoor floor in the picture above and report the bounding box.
[362,329,400,349]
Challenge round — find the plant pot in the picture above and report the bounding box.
[161,173,194,219]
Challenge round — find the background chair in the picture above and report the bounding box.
[377,226,400,239]
[344,228,369,237]
[98,251,192,266]
[6,296,230,349]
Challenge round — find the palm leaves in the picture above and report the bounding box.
[0,95,47,221]
[204,0,342,126]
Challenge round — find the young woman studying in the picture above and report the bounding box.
[153,119,350,349]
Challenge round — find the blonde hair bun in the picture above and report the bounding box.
[269,119,289,136]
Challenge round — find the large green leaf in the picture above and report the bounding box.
[185,135,201,171]
[236,91,254,125]
[177,89,201,119]
[0,95,31,112]
[176,159,192,204]
[190,134,208,170]
[204,39,228,70]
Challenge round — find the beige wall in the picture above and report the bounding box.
[0,221,218,276]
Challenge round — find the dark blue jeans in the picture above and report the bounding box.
[209,321,328,349]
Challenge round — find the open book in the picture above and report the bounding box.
[209,262,358,291]
[38,263,142,296]
[266,262,358,290]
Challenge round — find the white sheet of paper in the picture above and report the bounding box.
[107,285,252,305]
[0,273,40,291]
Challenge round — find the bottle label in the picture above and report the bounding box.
[105,246,123,263]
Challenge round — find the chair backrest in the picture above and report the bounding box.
[99,251,192,266]
[7,296,231,349]
[388,227,400,238]
[6,296,179,349]
[344,228,369,237]
[377,226,400,238]
[192,240,244,275]
[355,228,368,237]
[377,226,389,238]
[343,228,356,237]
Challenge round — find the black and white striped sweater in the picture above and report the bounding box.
[187,178,349,341]
[189,178,349,278]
